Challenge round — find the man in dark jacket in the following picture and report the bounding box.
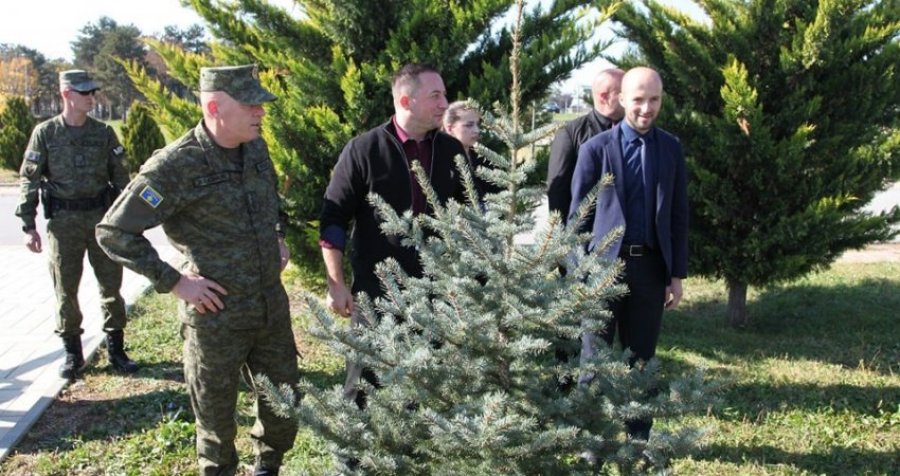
[545,68,624,376]
[547,68,624,223]
[318,63,466,403]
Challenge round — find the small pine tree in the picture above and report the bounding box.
[120,100,166,175]
[261,3,712,474]
[0,96,36,171]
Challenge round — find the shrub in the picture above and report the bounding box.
[120,101,165,175]
[0,96,36,171]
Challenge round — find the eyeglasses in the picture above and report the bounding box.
[74,90,97,96]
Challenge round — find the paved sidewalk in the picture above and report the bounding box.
[0,228,174,461]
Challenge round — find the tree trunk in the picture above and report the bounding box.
[726,279,748,328]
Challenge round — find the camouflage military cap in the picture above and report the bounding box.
[199,64,276,104]
[59,70,100,92]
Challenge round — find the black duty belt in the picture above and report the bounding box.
[51,194,107,211]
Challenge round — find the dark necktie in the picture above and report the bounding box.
[622,136,647,244]
[624,137,644,183]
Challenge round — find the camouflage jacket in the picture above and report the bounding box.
[15,115,129,230]
[97,121,288,329]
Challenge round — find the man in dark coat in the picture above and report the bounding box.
[547,68,624,223]
[318,63,466,404]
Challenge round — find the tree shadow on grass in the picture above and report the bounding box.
[693,443,900,475]
[713,380,900,420]
[82,359,185,383]
[653,274,900,474]
[15,388,192,454]
[662,277,900,376]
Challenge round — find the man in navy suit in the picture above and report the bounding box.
[569,66,688,439]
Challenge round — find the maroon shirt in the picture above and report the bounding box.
[319,116,435,249]
[391,116,434,215]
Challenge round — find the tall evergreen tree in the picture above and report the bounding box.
[120,101,165,175]
[72,17,147,119]
[0,96,36,171]
[160,24,211,55]
[262,3,711,474]
[610,0,900,326]
[124,0,618,280]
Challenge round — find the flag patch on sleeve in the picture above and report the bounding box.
[139,185,164,208]
[25,151,41,162]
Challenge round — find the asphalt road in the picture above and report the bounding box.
[0,186,167,246]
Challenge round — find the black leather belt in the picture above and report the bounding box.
[51,195,107,211]
[620,244,653,257]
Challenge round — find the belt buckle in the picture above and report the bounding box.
[627,244,643,257]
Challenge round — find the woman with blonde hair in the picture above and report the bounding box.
[443,101,497,200]
[443,100,481,154]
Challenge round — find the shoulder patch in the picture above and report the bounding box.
[112,145,125,156]
[25,150,41,162]
[139,185,164,208]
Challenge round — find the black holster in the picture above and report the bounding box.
[40,183,54,219]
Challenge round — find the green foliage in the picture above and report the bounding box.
[160,24,211,55]
[120,101,166,175]
[126,0,617,280]
[72,16,148,119]
[119,57,201,139]
[260,7,710,473]
[611,0,900,324]
[0,96,35,171]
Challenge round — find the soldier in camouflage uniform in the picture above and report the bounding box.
[96,65,298,476]
[15,69,138,380]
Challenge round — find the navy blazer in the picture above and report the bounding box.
[569,124,688,281]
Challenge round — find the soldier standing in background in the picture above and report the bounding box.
[15,70,138,380]
[96,65,297,476]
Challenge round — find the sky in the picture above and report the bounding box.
[0,0,299,60]
[0,0,702,95]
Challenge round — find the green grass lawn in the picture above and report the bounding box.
[2,262,897,475]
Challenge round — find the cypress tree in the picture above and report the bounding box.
[611,0,900,326]
[0,96,35,171]
[124,0,619,279]
[120,100,165,175]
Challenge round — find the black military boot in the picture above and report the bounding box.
[106,330,139,373]
[59,335,85,380]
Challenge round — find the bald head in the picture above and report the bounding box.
[620,66,664,134]
[591,68,625,120]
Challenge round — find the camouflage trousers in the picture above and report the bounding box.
[181,297,299,476]
[46,208,126,337]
